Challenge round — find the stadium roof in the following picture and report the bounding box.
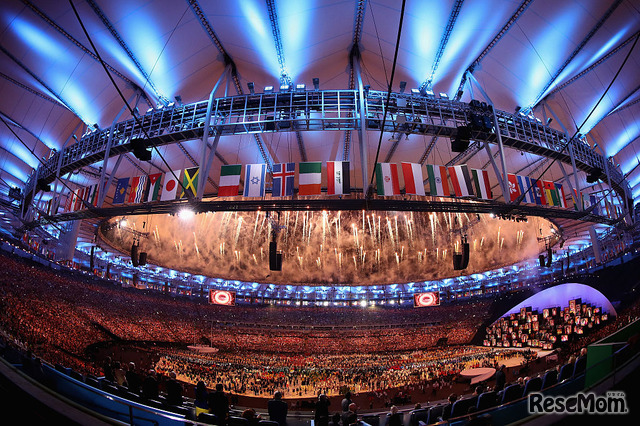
[1,0,638,263]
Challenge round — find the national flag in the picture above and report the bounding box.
[532,179,547,205]
[543,181,560,206]
[327,161,350,195]
[87,184,100,207]
[515,175,534,203]
[507,173,521,202]
[180,167,199,199]
[555,183,568,208]
[271,163,296,197]
[161,171,180,201]
[146,173,162,202]
[426,164,450,197]
[448,165,474,197]
[471,169,492,200]
[218,165,242,196]
[243,164,266,197]
[571,189,583,210]
[74,188,84,211]
[127,175,148,203]
[299,162,322,195]
[113,177,130,204]
[401,162,425,196]
[376,163,400,196]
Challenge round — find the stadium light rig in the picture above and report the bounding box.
[178,208,195,220]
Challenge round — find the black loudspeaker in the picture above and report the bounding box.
[546,248,552,267]
[131,138,152,161]
[460,243,470,269]
[138,252,147,266]
[539,255,546,268]
[37,179,51,192]
[131,243,139,267]
[269,241,282,271]
[453,253,463,270]
[586,168,603,183]
[451,126,471,152]
[90,246,95,270]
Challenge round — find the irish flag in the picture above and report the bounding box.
[401,162,425,196]
[327,161,350,195]
[218,165,241,196]
[448,165,474,197]
[376,163,400,196]
[471,169,492,200]
[299,162,322,195]
[426,164,450,197]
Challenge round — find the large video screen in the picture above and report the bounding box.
[209,290,236,306]
[413,292,440,308]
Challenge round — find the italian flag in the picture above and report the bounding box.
[218,165,242,196]
[401,162,425,196]
[426,164,450,197]
[448,165,474,197]
[471,169,492,200]
[145,173,162,202]
[376,163,400,196]
[299,162,322,195]
[327,161,350,195]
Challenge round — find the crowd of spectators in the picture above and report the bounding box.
[484,299,612,350]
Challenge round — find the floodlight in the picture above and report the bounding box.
[439,92,449,99]
[279,84,290,91]
[399,81,407,93]
[425,89,435,97]
[313,78,319,90]
[247,82,255,94]
[296,83,306,91]
[411,88,420,95]
[264,85,274,93]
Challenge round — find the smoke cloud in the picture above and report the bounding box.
[101,210,554,285]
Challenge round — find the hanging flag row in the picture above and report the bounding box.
[61,161,620,217]
[376,162,493,200]
[505,174,569,208]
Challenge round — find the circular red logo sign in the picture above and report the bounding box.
[213,291,231,305]
[166,180,176,191]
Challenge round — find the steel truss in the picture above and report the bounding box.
[25,89,629,209]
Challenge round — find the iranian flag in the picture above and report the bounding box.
[376,163,400,196]
[146,173,162,202]
[448,165,474,197]
[426,164,450,197]
[471,169,492,200]
[327,161,350,195]
[218,165,241,196]
[401,162,425,196]
[299,162,322,195]
[161,170,180,201]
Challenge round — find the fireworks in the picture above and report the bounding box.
[104,211,553,285]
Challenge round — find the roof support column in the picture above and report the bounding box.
[468,73,509,202]
[197,66,230,200]
[98,92,139,207]
[353,55,369,197]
